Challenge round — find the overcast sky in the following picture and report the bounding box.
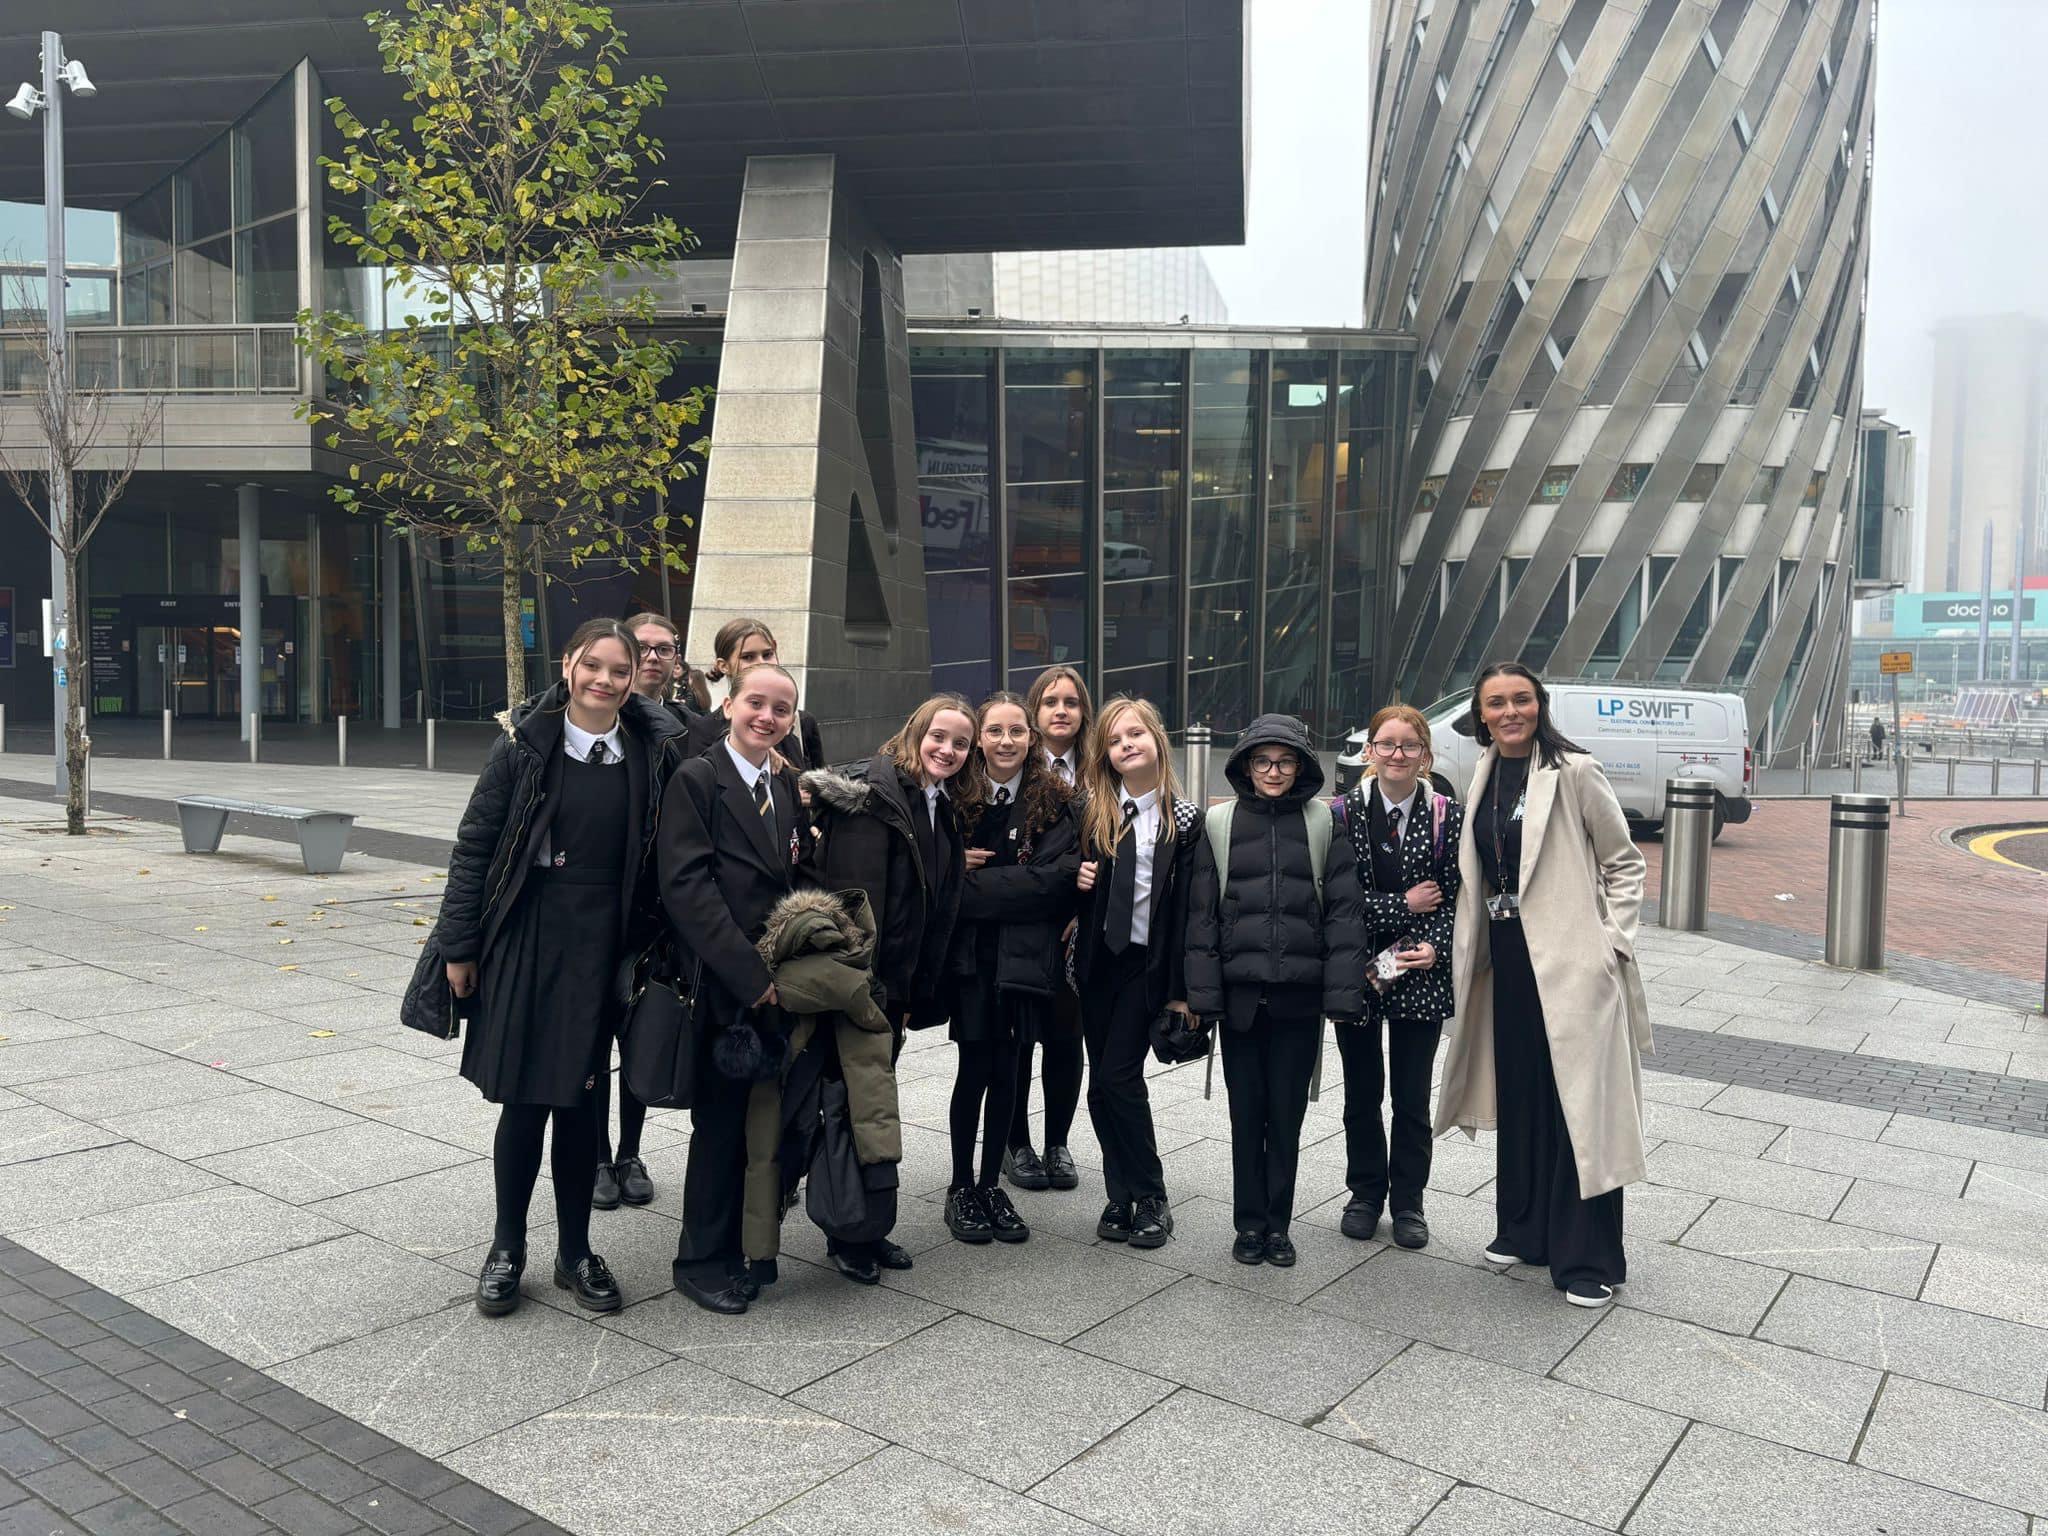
[1204,0,2048,449]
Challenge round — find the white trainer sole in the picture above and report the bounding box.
[1481,1248,1523,1268]
[1565,1285,1615,1308]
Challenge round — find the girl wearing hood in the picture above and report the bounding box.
[943,692,1082,1245]
[1072,696,1201,1250]
[410,619,686,1319]
[1184,714,1368,1266]
[801,694,980,1281]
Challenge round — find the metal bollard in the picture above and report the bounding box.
[1992,757,2002,796]
[1658,778,1715,931]
[1184,722,1213,804]
[0,702,6,754]
[1945,758,1957,795]
[1851,750,1863,792]
[426,718,438,772]
[248,713,260,765]
[1800,740,1813,795]
[1824,793,1890,970]
[162,708,172,761]
[338,715,349,769]
[2035,759,2043,797]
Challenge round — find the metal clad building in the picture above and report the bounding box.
[1363,0,1874,757]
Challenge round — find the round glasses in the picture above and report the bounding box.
[640,643,678,660]
[1369,741,1424,759]
[1249,755,1301,775]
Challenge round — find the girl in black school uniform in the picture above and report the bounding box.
[944,692,1083,1245]
[684,616,828,770]
[1071,696,1202,1250]
[801,694,980,1281]
[407,619,685,1319]
[1184,714,1368,1268]
[1332,704,1462,1251]
[657,662,806,1316]
[1002,665,1092,1195]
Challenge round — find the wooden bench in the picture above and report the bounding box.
[175,796,356,875]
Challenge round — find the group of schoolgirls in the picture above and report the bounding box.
[406,613,1467,1320]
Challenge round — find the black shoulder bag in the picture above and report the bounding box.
[616,761,713,1108]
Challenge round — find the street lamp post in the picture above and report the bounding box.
[9,31,95,792]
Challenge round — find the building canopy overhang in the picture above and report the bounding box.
[0,0,1246,255]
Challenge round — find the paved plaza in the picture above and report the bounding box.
[1,771,2046,1534]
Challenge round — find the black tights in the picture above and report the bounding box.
[595,1071,647,1164]
[1009,1020,1084,1152]
[492,1103,601,1263]
[951,1028,1022,1189]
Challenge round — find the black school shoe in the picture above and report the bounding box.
[615,1156,654,1206]
[876,1239,914,1271]
[946,1185,994,1243]
[1127,1196,1173,1249]
[592,1163,622,1211]
[1264,1232,1298,1268]
[1232,1231,1266,1265]
[1340,1198,1381,1241]
[1097,1200,1133,1241]
[1391,1209,1430,1250]
[981,1187,1030,1243]
[553,1252,622,1313]
[475,1247,524,1316]
[1003,1145,1051,1191]
[1043,1146,1080,1190]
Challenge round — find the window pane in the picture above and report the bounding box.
[122,182,173,265]
[1190,583,1254,671]
[1680,461,1722,501]
[1590,563,1645,677]
[1524,566,1570,671]
[1264,582,1322,723]
[1004,351,1090,484]
[235,216,299,322]
[1008,574,1087,677]
[1102,350,1182,493]
[176,236,234,323]
[1532,464,1576,503]
[1267,500,1324,591]
[1007,484,1086,577]
[1190,494,1255,585]
[927,569,994,677]
[178,136,234,246]
[1189,664,1253,734]
[1103,577,1177,672]
[1103,488,1178,586]
[1100,663,1179,731]
[912,351,994,574]
[1192,350,1258,497]
[234,83,299,226]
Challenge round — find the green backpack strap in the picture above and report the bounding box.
[1206,798,1332,909]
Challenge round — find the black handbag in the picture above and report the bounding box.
[618,939,702,1109]
[1148,1008,1212,1066]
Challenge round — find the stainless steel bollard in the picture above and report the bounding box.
[162,708,172,760]
[1945,757,1957,795]
[426,718,438,772]
[248,713,260,765]
[0,702,6,754]
[1992,757,2003,796]
[1185,722,1212,804]
[1659,778,1715,931]
[338,715,348,769]
[1824,793,1890,970]
[1851,750,1863,792]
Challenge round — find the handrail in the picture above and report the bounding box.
[0,323,304,396]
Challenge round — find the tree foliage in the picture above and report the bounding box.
[299,0,707,709]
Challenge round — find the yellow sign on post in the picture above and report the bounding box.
[1878,651,1914,676]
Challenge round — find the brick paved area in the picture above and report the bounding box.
[4,787,2048,1534]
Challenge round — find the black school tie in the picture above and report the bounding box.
[753,774,772,834]
[1104,799,1141,954]
[995,786,1011,806]
[1387,804,1402,853]
[588,739,607,766]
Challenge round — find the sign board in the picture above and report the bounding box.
[0,586,12,669]
[1878,651,1914,676]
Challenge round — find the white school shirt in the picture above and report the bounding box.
[1123,784,1163,947]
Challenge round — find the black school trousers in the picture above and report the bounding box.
[1218,999,1321,1237]
[1080,943,1166,1207]
[1334,1014,1442,1212]
[674,1023,749,1288]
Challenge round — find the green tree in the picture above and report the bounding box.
[300,0,706,712]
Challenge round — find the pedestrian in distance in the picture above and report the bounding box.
[1332,704,1463,1250]
[1072,695,1201,1250]
[1436,662,1650,1309]
[657,662,806,1315]
[1869,716,1886,763]
[1184,714,1367,1267]
[1002,665,1093,1196]
[687,617,827,771]
[406,618,686,1319]
[943,692,1083,1245]
[800,693,981,1282]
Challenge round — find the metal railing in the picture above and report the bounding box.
[0,323,304,395]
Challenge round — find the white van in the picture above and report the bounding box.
[1336,682,1754,839]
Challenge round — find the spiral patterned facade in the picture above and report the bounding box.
[1366,0,1874,758]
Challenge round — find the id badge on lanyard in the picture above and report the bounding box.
[1487,770,1526,921]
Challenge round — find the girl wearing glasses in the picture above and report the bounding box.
[1435,662,1648,1310]
[1331,705,1463,1251]
[1184,714,1367,1266]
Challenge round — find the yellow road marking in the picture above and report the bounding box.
[1968,827,2048,872]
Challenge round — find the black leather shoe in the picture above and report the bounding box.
[475,1247,524,1316]
[615,1155,654,1206]
[1391,1209,1430,1250]
[592,1162,621,1211]
[676,1273,748,1315]
[731,1267,761,1303]
[1264,1232,1298,1268]
[1128,1196,1173,1249]
[746,1258,779,1292]
[876,1239,913,1271]
[1232,1231,1266,1266]
[831,1248,881,1286]
[553,1252,622,1313]
[982,1187,1030,1243]
[1003,1145,1050,1191]
[1043,1146,1080,1190]
[1340,1198,1381,1242]
[1096,1200,1133,1242]
[946,1185,993,1243]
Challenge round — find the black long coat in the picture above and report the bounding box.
[399,689,685,1095]
[1072,791,1203,1015]
[1183,714,1369,1030]
[1337,778,1462,1025]
[951,795,1083,1002]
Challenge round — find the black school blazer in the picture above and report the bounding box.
[1335,780,1462,1025]
[1072,795,1203,1015]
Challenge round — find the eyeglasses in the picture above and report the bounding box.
[641,643,677,660]
[1368,742,1424,759]
[1249,755,1301,775]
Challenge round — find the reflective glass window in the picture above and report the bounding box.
[1533,465,1576,503]
[1591,562,1645,677]
[1004,349,1092,691]
[914,348,997,692]
[1008,574,1088,678]
[1524,565,1570,671]
[1188,350,1259,731]
[1267,353,1331,734]
[122,183,173,266]
[234,82,299,226]
[1679,462,1722,501]
[235,218,299,322]
[177,136,234,246]
[176,237,235,324]
[1102,351,1183,727]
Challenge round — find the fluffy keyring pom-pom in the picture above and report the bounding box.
[714,1020,766,1081]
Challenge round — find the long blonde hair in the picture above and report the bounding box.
[1080,695,1184,857]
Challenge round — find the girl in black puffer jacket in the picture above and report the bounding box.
[942,693,1082,1247]
[1184,713,1367,1268]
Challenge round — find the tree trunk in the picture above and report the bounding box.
[501,524,526,716]
[62,539,86,836]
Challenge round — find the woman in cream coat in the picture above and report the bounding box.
[1434,662,1649,1308]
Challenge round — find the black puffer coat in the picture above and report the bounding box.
[951,794,1083,1002]
[400,688,687,1041]
[1183,713,1368,1030]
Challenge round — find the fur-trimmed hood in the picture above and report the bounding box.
[800,767,873,817]
[758,887,873,966]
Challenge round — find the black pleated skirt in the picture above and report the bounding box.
[462,866,621,1107]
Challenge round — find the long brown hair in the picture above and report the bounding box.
[962,690,1073,842]
[1024,664,1093,759]
[1468,661,1584,769]
[881,693,987,825]
[706,616,778,681]
[1080,695,1184,857]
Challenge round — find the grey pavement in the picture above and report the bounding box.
[1,782,2046,1534]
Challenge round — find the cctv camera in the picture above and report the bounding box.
[5,83,41,120]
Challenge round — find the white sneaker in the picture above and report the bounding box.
[1565,1281,1615,1308]
[1482,1246,1523,1268]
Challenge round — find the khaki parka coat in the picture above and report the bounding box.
[1433,746,1652,1198]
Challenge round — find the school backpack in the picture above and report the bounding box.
[1203,798,1334,908]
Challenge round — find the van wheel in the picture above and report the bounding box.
[1711,798,1728,842]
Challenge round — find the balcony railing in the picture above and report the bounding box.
[0,324,304,395]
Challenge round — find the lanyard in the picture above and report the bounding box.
[1489,763,1527,895]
